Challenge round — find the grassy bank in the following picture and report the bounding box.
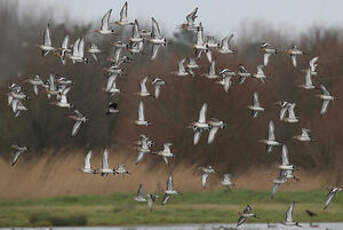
[1,189,343,226]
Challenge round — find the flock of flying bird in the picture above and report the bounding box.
[5,2,342,228]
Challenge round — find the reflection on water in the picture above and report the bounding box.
[3,223,342,230]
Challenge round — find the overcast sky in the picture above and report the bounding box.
[18,0,343,37]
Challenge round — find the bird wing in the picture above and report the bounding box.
[221,35,229,50]
[102,149,109,169]
[304,69,313,86]
[8,95,13,106]
[281,145,289,166]
[72,120,82,136]
[137,184,144,197]
[138,101,145,121]
[256,65,264,75]
[33,85,39,96]
[140,77,149,94]
[132,20,140,38]
[59,95,68,104]
[287,103,296,119]
[61,34,69,49]
[136,151,145,164]
[74,110,83,118]
[309,56,319,71]
[163,143,172,153]
[201,173,209,188]
[186,7,198,25]
[101,9,112,31]
[106,74,117,91]
[199,103,208,123]
[208,127,219,144]
[91,53,98,62]
[291,55,297,67]
[11,99,19,113]
[205,49,212,63]
[286,202,295,223]
[178,58,186,73]
[151,17,161,38]
[162,156,169,165]
[154,85,161,98]
[320,84,330,96]
[167,174,173,190]
[11,150,22,167]
[280,106,288,120]
[301,128,310,139]
[321,100,330,115]
[151,44,161,61]
[72,38,80,57]
[162,193,170,205]
[223,77,232,93]
[148,196,154,211]
[236,216,247,227]
[44,24,52,47]
[239,65,248,73]
[120,1,128,21]
[271,182,280,199]
[84,150,92,169]
[264,53,271,66]
[193,131,201,145]
[268,121,275,141]
[324,191,336,209]
[209,60,216,75]
[253,92,260,107]
[78,38,85,58]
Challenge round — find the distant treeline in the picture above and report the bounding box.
[1,1,343,180]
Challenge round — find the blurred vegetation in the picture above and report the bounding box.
[0,190,342,226]
[0,1,343,181]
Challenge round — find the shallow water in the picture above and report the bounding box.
[3,223,343,230]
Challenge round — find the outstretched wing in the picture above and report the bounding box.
[201,173,209,188]
[151,44,161,61]
[209,60,216,75]
[186,7,198,25]
[236,216,247,227]
[268,121,275,141]
[198,103,208,123]
[178,58,186,73]
[281,145,289,166]
[11,150,22,167]
[101,9,112,31]
[137,184,144,197]
[253,92,260,107]
[84,150,92,169]
[291,55,297,67]
[208,127,219,144]
[151,17,161,38]
[271,182,280,200]
[102,149,109,169]
[138,101,145,121]
[140,77,149,94]
[286,202,295,223]
[72,121,82,136]
[321,100,330,115]
[119,2,128,21]
[167,174,173,190]
[193,130,201,145]
[44,24,52,47]
[320,84,330,96]
[161,193,170,205]
[264,53,271,66]
[324,191,336,210]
